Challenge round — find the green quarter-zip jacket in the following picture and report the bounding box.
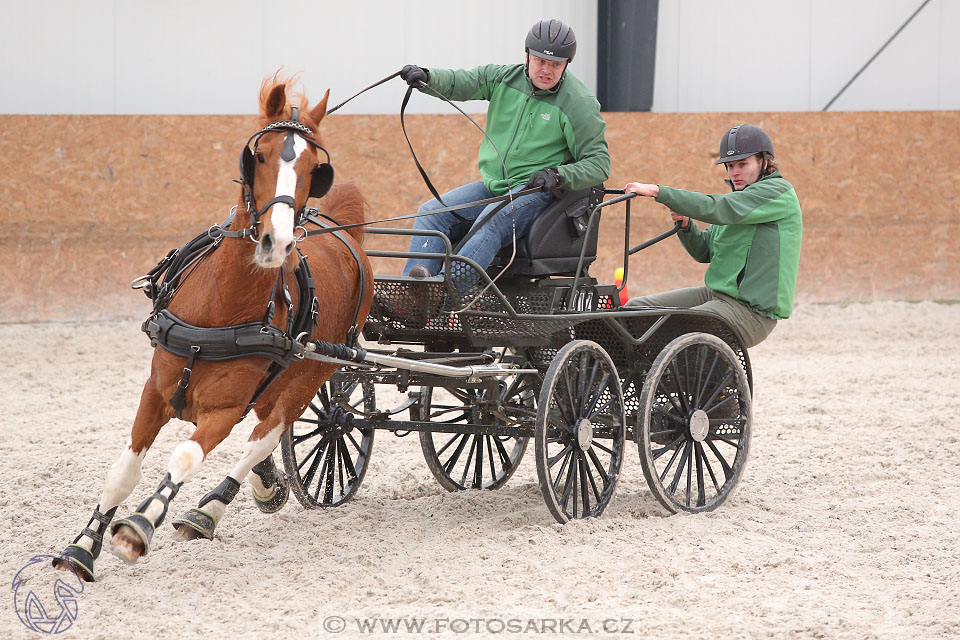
[424,64,610,195]
[656,172,803,319]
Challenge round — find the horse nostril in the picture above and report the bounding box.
[260,234,273,254]
[284,241,295,255]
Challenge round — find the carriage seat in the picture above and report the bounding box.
[487,185,604,277]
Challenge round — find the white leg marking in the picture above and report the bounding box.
[99,444,146,512]
[200,499,227,525]
[168,440,205,485]
[236,424,286,498]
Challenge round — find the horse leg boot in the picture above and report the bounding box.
[109,436,206,564]
[248,453,288,513]
[54,384,167,582]
[54,442,148,581]
[171,476,240,541]
[171,421,287,541]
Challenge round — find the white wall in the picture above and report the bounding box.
[0,0,597,115]
[3,0,956,115]
[652,0,959,112]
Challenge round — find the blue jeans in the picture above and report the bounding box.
[402,181,553,276]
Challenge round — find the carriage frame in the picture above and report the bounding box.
[287,188,755,523]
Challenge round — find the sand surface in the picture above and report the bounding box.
[2,301,958,639]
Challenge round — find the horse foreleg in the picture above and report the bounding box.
[171,418,288,541]
[109,406,242,564]
[53,443,147,581]
[54,387,167,581]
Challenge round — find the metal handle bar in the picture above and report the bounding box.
[629,221,682,255]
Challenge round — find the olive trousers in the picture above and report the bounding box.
[624,286,777,349]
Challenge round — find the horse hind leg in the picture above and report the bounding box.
[172,420,288,541]
[248,452,289,513]
[170,476,240,540]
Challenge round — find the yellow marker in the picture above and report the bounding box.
[614,267,629,305]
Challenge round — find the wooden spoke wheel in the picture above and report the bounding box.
[417,374,538,491]
[281,378,375,508]
[535,340,625,523]
[638,332,752,513]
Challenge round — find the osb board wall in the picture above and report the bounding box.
[1,110,957,322]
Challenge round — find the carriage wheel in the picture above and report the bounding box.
[534,340,625,523]
[638,332,752,513]
[417,374,537,491]
[281,378,375,508]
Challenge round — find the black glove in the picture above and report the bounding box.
[523,167,563,192]
[400,65,429,87]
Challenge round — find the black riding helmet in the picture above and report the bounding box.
[525,18,577,63]
[715,124,774,164]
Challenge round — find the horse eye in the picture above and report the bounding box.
[256,153,265,163]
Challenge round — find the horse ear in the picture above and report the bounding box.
[309,89,330,125]
[265,84,286,120]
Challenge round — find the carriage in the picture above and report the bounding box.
[284,186,753,523]
[55,79,753,583]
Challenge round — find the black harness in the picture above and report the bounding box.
[136,216,318,420]
[132,110,367,421]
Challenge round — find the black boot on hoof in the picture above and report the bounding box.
[109,513,154,564]
[53,546,96,582]
[253,474,289,514]
[172,508,217,540]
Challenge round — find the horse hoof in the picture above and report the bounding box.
[52,545,96,582]
[171,508,216,540]
[109,514,154,564]
[253,475,289,514]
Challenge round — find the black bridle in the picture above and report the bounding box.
[227,106,335,240]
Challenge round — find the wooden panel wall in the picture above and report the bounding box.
[1,111,957,321]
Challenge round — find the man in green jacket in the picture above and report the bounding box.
[399,18,610,277]
[624,124,802,348]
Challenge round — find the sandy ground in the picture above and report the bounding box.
[2,301,959,639]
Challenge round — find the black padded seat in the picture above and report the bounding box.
[488,185,604,277]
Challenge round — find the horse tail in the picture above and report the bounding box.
[320,183,368,246]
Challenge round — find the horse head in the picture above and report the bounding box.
[239,79,333,268]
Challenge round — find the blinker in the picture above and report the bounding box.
[309,163,335,199]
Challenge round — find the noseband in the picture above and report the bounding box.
[230,106,335,241]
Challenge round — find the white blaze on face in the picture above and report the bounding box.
[269,135,308,250]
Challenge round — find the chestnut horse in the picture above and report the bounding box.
[54,77,373,581]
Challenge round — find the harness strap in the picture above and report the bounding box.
[169,345,200,420]
[451,197,514,254]
[304,213,369,346]
[300,189,540,237]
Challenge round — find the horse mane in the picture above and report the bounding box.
[319,183,368,246]
[257,71,310,128]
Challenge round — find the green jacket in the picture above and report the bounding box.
[425,64,610,195]
[656,172,803,319]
